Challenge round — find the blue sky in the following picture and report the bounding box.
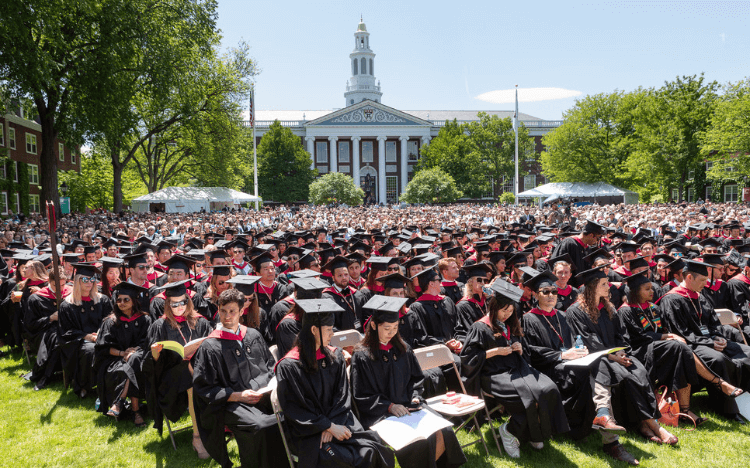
[216,0,749,120]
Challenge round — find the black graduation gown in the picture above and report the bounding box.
[659,288,750,414]
[565,303,659,425]
[351,344,467,468]
[192,326,283,468]
[555,285,578,312]
[93,313,152,413]
[440,281,463,305]
[410,295,459,343]
[354,286,379,307]
[396,309,446,398]
[275,312,301,359]
[59,296,113,394]
[126,279,155,317]
[521,310,596,440]
[616,303,698,392]
[255,281,287,321]
[454,296,487,344]
[276,347,395,468]
[549,237,589,287]
[24,288,62,383]
[142,317,213,433]
[726,275,750,338]
[460,316,569,442]
[265,296,295,346]
[0,277,17,347]
[323,286,364,333]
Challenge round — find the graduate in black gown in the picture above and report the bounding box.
[322,256,364,333]
[24,270,69,390]
[94,282,152,426]
[275,298,395,468]
[59,264,113,398]
[617,272,708,427]
[520,271,597,442]
[454,264,493,343]
[566,266,678,453]
[351,295,467,468]
[438,257,464,305]
[144,280,214,459]
[727,259,750,339]
[548,256,578,311]
[275,276,328,358]
[192,288,283,468]
[460,279,569,459]
[548,221,606,287]
[658,259,749,420]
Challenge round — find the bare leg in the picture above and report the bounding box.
[189,388,209,459]
[693,354,742,396]
[435,429,445,461]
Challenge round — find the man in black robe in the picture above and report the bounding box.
[438,257,464,305]
[321,256,364,333]
[726,257,750,340]
[549,220,605,287]
[24,272,67,390]
[192,288,283,468]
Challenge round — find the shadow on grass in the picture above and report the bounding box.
[143,430,216,468]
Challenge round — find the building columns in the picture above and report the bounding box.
[399,136,409,194]
[377,136,387,204]
[352,136,361,187]
[305,137,315,170]
[328,136,338,173]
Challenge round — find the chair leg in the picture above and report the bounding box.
[275,412,296,468]
[472,414,491,456]
[165,418,178,451]
[23,341,31,367]
[62,370,69,391]
[483,403,503,455]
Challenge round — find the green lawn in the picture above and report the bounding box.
[2,349,750,468]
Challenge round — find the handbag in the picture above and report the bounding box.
[656,386,694,429]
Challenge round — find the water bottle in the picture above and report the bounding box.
[482,285,493,297]
[575,335,584,349]
[94,398,101,411]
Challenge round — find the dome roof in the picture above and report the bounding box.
[357,19,367,32]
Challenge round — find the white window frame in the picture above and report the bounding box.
[0,162,5,179]
[72,150,77,164]
[687,187,695,202]
[0,192,7,215]
[29,194,40,214]
[59,143,65,162]
[13,161,18,183]
[705,160,713,171]
[8,128,15,149]
[705,186,712,201]
[338,141,349,163]
[407,140,419,161]
[25,133,37,154]
[385,175,398,203]
[315,141,328,163]
[362,141,373,163]
[724,184,739,203]
[14,193,20,213]
[385,141,397,162]
[524,174,536,190]
[671,188,679,200]
[28,164,39,184]
[688,169,695,180]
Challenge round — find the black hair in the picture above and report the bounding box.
[292,313,337,373]
[356,315,407,360]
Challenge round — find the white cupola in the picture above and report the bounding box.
[344,17,383,107]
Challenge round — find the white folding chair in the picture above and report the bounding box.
[716,308,748,345]
[269,344,279,362]
[271,387,298,468]
[414,344,502,455]
[332,329,363,349]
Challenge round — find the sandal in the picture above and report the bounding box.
[657,427,678,446]
[679,406,709,426]
[711,376,744,398]
[133,410,146,428]
[106,401,121,421]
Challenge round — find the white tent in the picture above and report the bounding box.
[131,187,260,213]
[517,182,639,205]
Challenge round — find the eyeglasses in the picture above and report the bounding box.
[115,297,132,303]
[269,247,277,252]
[386,266,400,272]
[170,300,188,308]
[289,256,299,261]
[195,263,204,268]
[134,265,148,270]
[539,288,558,296]
[80,277,96,284]
[475,278,488,284]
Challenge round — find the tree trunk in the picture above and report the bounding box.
[39,112,60,218]
[111,144,124,213]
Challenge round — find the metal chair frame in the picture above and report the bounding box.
[271,387,299,468]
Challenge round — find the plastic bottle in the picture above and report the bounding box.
[575,335,584,349]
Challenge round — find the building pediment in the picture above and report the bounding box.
[306,100,431,127]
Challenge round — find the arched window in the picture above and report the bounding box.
[353,59,358,75]
[350,99,354,105]
[361,57,366,75]
[369,59,373,75]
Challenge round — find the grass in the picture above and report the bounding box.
[2,349,750,468]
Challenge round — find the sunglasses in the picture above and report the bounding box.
[269,247,277,252]
[115,297,132,303]
[538,288,558,296]
[386,266,400,272]
[170,300,188,308]
[80,277,96,284]
[134,265,148,270]
[195,263,204,268]
[475,278,488,284]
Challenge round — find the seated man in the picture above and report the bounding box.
[192,288,283,468]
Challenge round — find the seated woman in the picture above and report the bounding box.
[203,265,233,322]
[94,282,153,427]
[145,280,213,459]
[352,295,467,468]
[59,263,113,398]
[566,266,678,453]
[99,258,123,298]
[460,278,569,459]
[275,298,395,468]
[454,264,493,343]
[275,277,329,359]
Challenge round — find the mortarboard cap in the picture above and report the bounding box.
[363,295,408,323]
[225,275,261,295]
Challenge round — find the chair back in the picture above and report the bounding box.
[414,344,454,370]
[716,309,738,325]
[269,344,279,362]
[332,329,362,349]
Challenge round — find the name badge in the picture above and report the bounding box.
[699,325,710,336]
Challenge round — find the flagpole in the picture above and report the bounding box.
[514,84,519,205]
[251,84,259,210]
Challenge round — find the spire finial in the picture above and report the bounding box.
[360,14,363,22]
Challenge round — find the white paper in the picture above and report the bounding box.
[734,392,750,422]
[256,376,277,394]
[562,347,626,368]
[370,409,454,450]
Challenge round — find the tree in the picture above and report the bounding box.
[400,167,463,204]
[308,173,364,206]
[416,120,483,197]
[703,79,750,189]
[540,91,640,187]
[626,74,719,201]
[58,153,114,212]
[256,121,316,203]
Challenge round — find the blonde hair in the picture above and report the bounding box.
[65,274,101,305]
[463,277,479,299]
[18,260,49,290]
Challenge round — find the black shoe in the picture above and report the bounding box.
[732,414,747,425]
[33,377,48,391]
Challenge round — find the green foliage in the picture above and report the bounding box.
[400,167,463,204]
[0,159,30,216]
[703,79,750,186]
[498,192,515,205]
[418,115,534,198]
[308,172,364,206]
[58,154,114,212]
[541,91,640,187]
[256,121,316,203]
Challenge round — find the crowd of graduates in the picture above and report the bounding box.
[3,200,750,467]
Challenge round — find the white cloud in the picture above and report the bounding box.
[475,87,582,104]
[720,33,726,42]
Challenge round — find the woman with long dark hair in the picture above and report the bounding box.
[566,266,677,456]
[460,279,568,459]
[275,299,395,468]
[351,296,467,468]
[94,282,152,426]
